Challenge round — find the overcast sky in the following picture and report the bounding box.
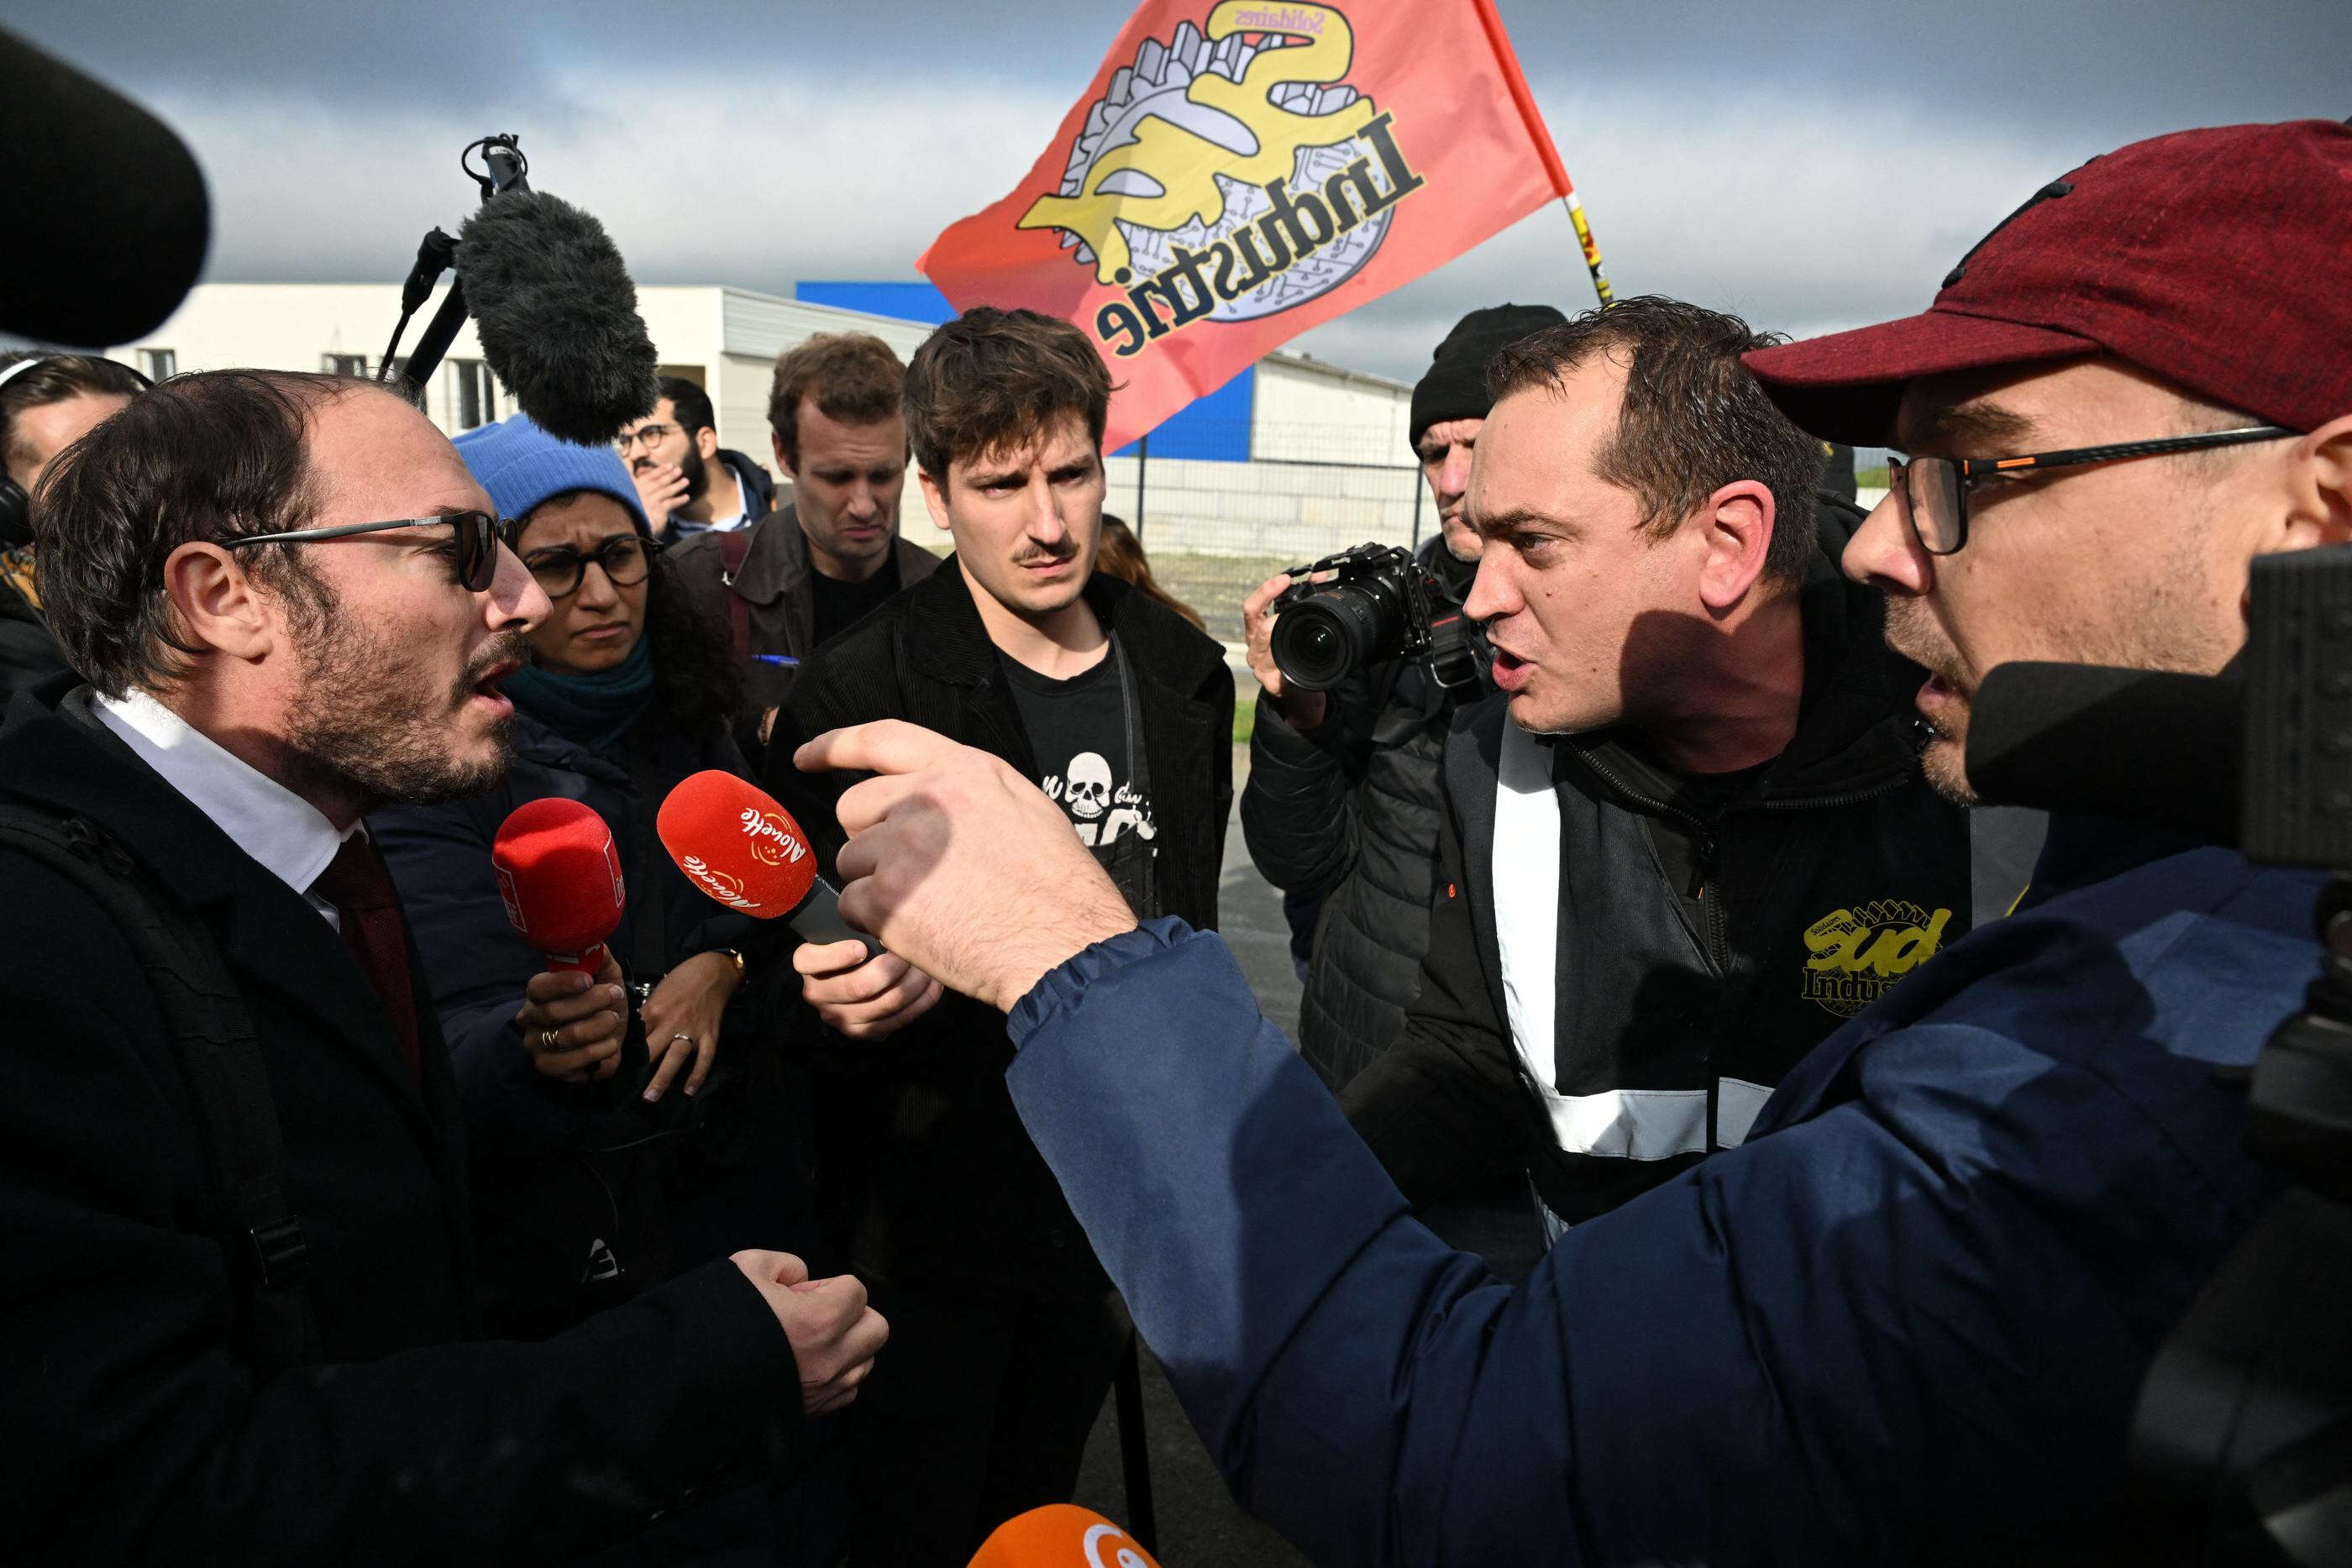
[12,0,2347,381]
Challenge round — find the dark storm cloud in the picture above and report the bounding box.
[10,0,2346,378]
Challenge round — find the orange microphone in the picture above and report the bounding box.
[491,796,626,974]
[655,770,879,958]
[966,1505,1163,1567]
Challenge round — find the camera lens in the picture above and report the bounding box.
[1275,610,1352,690]
[1271,579,1404,691]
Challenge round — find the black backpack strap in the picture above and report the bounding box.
[0,807,323,1371]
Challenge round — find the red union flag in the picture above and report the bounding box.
[917,0,1576,451]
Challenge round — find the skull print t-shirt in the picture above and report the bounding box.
[998,639,1156,851]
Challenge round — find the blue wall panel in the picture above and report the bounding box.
[795,280,1254,463]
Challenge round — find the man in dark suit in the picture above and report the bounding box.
[0,368,886,1562]
[764,307,1233,1565]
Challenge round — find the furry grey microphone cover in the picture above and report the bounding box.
[458,191,659,447]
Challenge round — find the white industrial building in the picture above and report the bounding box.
[118,282,1421,559]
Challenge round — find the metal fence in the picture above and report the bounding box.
[1104,419,1427,645]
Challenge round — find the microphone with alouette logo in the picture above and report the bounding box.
[656,771,880,960]
[491,797,627,975]
[966,1505,1162,1567]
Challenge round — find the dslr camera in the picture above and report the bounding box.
[1269,543,1483,695]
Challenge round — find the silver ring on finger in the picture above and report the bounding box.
[539,1028,561,1051]
[669,1031,693,1046]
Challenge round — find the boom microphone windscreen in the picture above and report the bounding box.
[0,28,209,347]
[1966,661,2239,844]
[456,190,659,447]
[966,1505,1161,1567]
[491,796,627,974]
[657,771,878,957]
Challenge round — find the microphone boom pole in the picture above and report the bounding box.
[380,135,533,401]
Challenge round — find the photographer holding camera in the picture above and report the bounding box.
[1341,296,2022,1233]
[1242,304,1559,1091]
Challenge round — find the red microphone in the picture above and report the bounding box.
[966,1505,1161,1566]
[656,770,878,957]
[491,796,626,975]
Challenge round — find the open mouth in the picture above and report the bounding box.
[469,657,520,711]
[1491,643,1531,691]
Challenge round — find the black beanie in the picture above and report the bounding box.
[1408,302,1571,448]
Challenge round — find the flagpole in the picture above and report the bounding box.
[1560,191,1614,309]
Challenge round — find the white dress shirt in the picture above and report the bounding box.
[94,688,359,929]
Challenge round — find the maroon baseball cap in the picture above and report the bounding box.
[1745,119,2352,446]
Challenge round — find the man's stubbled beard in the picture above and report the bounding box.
[276,567,526,811]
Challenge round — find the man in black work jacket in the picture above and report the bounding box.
[0,370,884,1563]
[1342,299,2038,1229]
[764,308,1232,1565]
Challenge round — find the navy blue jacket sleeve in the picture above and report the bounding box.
[1007,915,2297,1565]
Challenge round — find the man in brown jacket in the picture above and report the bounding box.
[667,333,938,749]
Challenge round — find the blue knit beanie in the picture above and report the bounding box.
[452,413,651,538]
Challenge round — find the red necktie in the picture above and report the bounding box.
[313,835,423,1083]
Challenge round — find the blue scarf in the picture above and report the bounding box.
[505,637,657,756]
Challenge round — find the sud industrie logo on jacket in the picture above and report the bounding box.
[1800,899,1956,1018]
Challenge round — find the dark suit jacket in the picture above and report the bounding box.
[0,682,798,1565]
[763,561,1234,1295]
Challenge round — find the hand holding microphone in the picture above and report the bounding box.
[658,771,946,1039]
[494,799,632,1083]
[792,940,944,1041]
[790,721,1138,1014]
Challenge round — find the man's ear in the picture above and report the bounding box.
[918,468,955,535]
[696,425,720,463]
[771,429,799,482]
[1695,480,1776,615]
[160,541,277,662]
[2278,412,2352,550]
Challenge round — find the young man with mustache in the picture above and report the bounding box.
[762,307,1232,1565]
[787,120,2352,1563]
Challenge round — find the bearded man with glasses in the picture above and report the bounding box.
[0,374,885,1560]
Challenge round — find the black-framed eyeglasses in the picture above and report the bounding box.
[1889,425,2299,556]
[616,422,680,454]
[518,532,658,599]
[228,510,505,590]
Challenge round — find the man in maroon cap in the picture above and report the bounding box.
[1746,118,2352,808]
[775,121,2352,1564]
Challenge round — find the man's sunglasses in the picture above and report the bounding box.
[1889,425,2299,556]
[228,511,506,590]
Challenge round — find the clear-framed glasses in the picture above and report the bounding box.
[1888,425,2299,555]
[228,510,505,590]
[518,532,658,599]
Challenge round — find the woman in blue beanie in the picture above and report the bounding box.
[373,415,810,1345]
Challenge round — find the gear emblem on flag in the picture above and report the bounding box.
[1017,3,1427,354]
